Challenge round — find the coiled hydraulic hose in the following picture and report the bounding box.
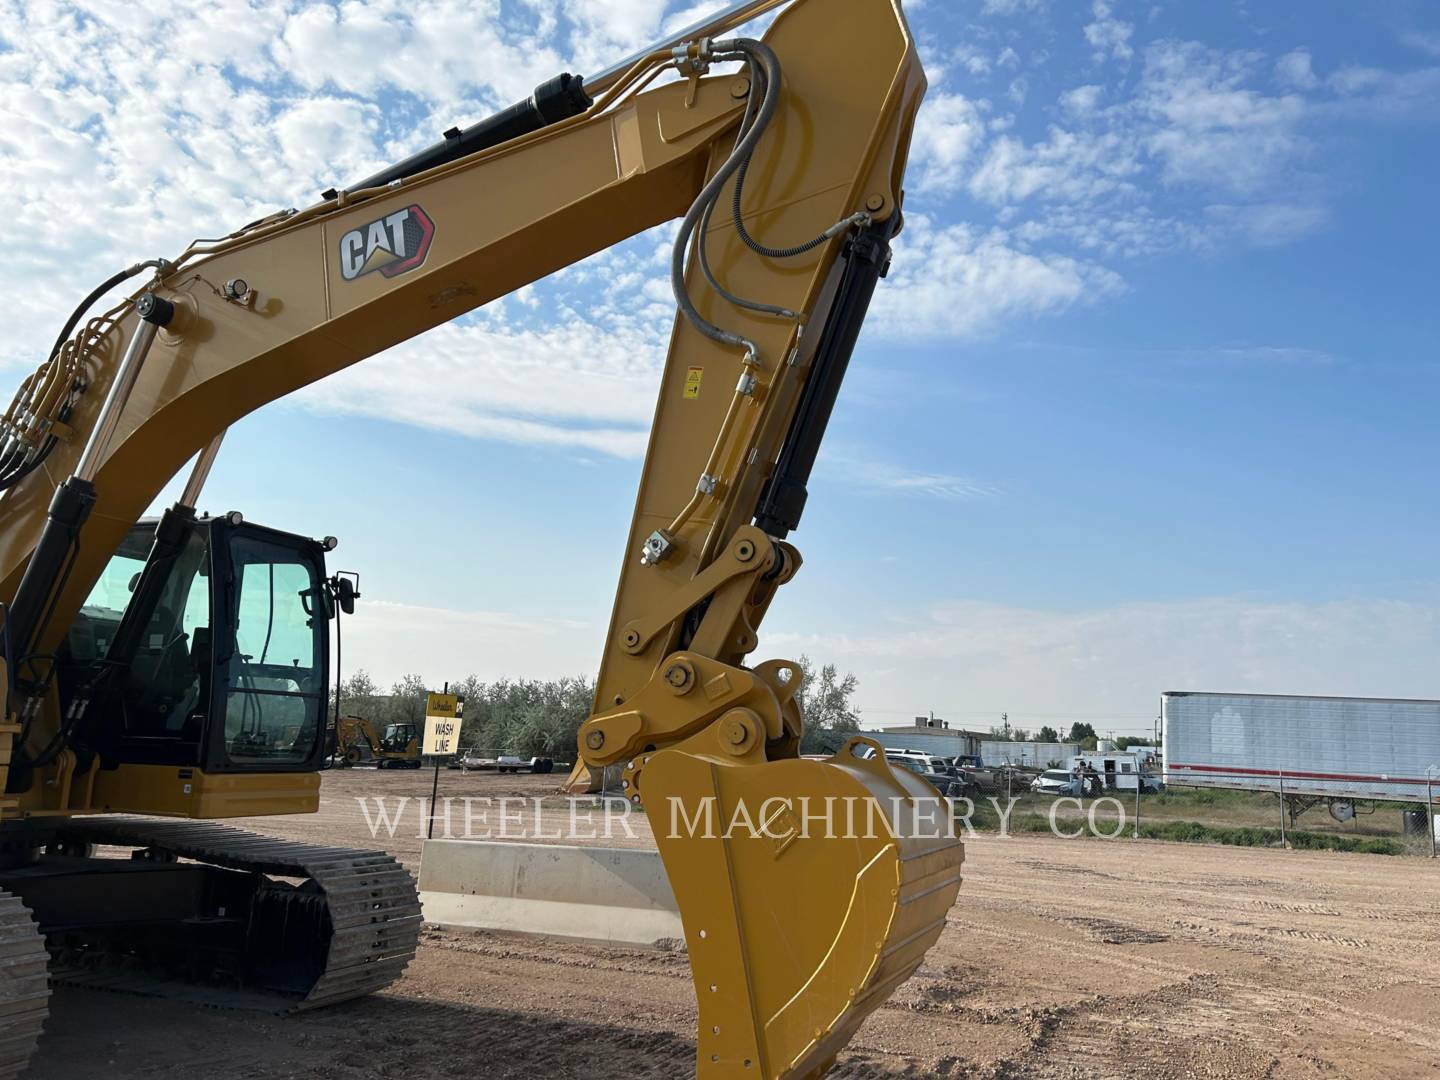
[669,38,785,363]
[671,39,872,362]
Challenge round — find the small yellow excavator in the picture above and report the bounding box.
[0,1,963,1077]
[331,716,423,769]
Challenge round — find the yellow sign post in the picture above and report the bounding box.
[424,689,462,839]
[423,692,461,756]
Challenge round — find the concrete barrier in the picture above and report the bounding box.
[417,840,684,947]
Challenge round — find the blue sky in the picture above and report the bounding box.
[4,0,1437,737]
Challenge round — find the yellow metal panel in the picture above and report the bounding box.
[86,765,319,818]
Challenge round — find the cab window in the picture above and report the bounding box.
[220,537,325,766]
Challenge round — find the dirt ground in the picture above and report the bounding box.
[30,768,1440,1079]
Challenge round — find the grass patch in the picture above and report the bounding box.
[952,797,1404,855]
[1138,819,1402,855]
[1150,787,1257,809]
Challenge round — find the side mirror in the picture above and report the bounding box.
[334,575,358,615]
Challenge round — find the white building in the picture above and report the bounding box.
[980,741,1081,768]
[871,717,983,760]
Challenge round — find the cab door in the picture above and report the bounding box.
[202,521,331,774]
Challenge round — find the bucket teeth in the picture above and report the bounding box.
[643,740,964,1079]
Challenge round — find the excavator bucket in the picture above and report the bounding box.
[643,737,963,1079]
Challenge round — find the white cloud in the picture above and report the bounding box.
[1204,202,1331,248]
[1010,205,1201,258]
[1059,84,1104,116]
[291,311,661,458]
[342,599,600,685]
[819,457,1003,501]
[954,44,993,77]
[0,0,580,374]
[981,0,1047,14]
[969,128,1141,205]
[1275,48,1319,90]
[1083,0,1134,63]
[272,98,383,180]
[874,217,1124,339]
[771,595,1440,726]
[949,35,1330,261]
[1138,41,1309,193]
[558,0,667,76]
[1400,31,1440,59]
[909,92,989,195]
[0,0,1426,463]
[273,1,568,110]
[1173,344,1336,367]
[1326,64,1440,116]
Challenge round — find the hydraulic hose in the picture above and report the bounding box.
[0,259,167,491]
[669,38,784,362]
[671,40,872,358]
[693,64,798,320]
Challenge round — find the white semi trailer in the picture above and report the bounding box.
[1161,692,1440,812]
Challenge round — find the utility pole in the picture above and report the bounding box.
[1002,712,1010,740]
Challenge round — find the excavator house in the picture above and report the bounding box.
[0,1,964,1077]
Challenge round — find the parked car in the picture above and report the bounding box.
[892,758,968,798]
[455,753,557,774]
[995,765,1037,793]
[883,749,950,772]
[1138,773,1164,794]
[1030,769,1103,797]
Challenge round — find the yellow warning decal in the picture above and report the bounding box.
[683,367,703,399]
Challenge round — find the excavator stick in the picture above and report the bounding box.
[642,738,964,1078]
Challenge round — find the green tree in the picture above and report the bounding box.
[388,673,429,725]
[1036,725,1059,743]
[794,655,861,754]
[445,674,488,748]
[486,676,595,759]
[332,669,382,719]
[1067,721,1097,743]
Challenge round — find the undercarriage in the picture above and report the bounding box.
[0,818,421,1077]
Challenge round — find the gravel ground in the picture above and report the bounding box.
[30,768,1440,1079]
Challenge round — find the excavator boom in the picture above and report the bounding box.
[0,2,962,1077]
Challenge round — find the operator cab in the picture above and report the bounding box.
[57,513,338,774]
[380,723,417,753]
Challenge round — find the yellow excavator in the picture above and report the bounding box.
[0,1,963,1076]
[331,716,423,769]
